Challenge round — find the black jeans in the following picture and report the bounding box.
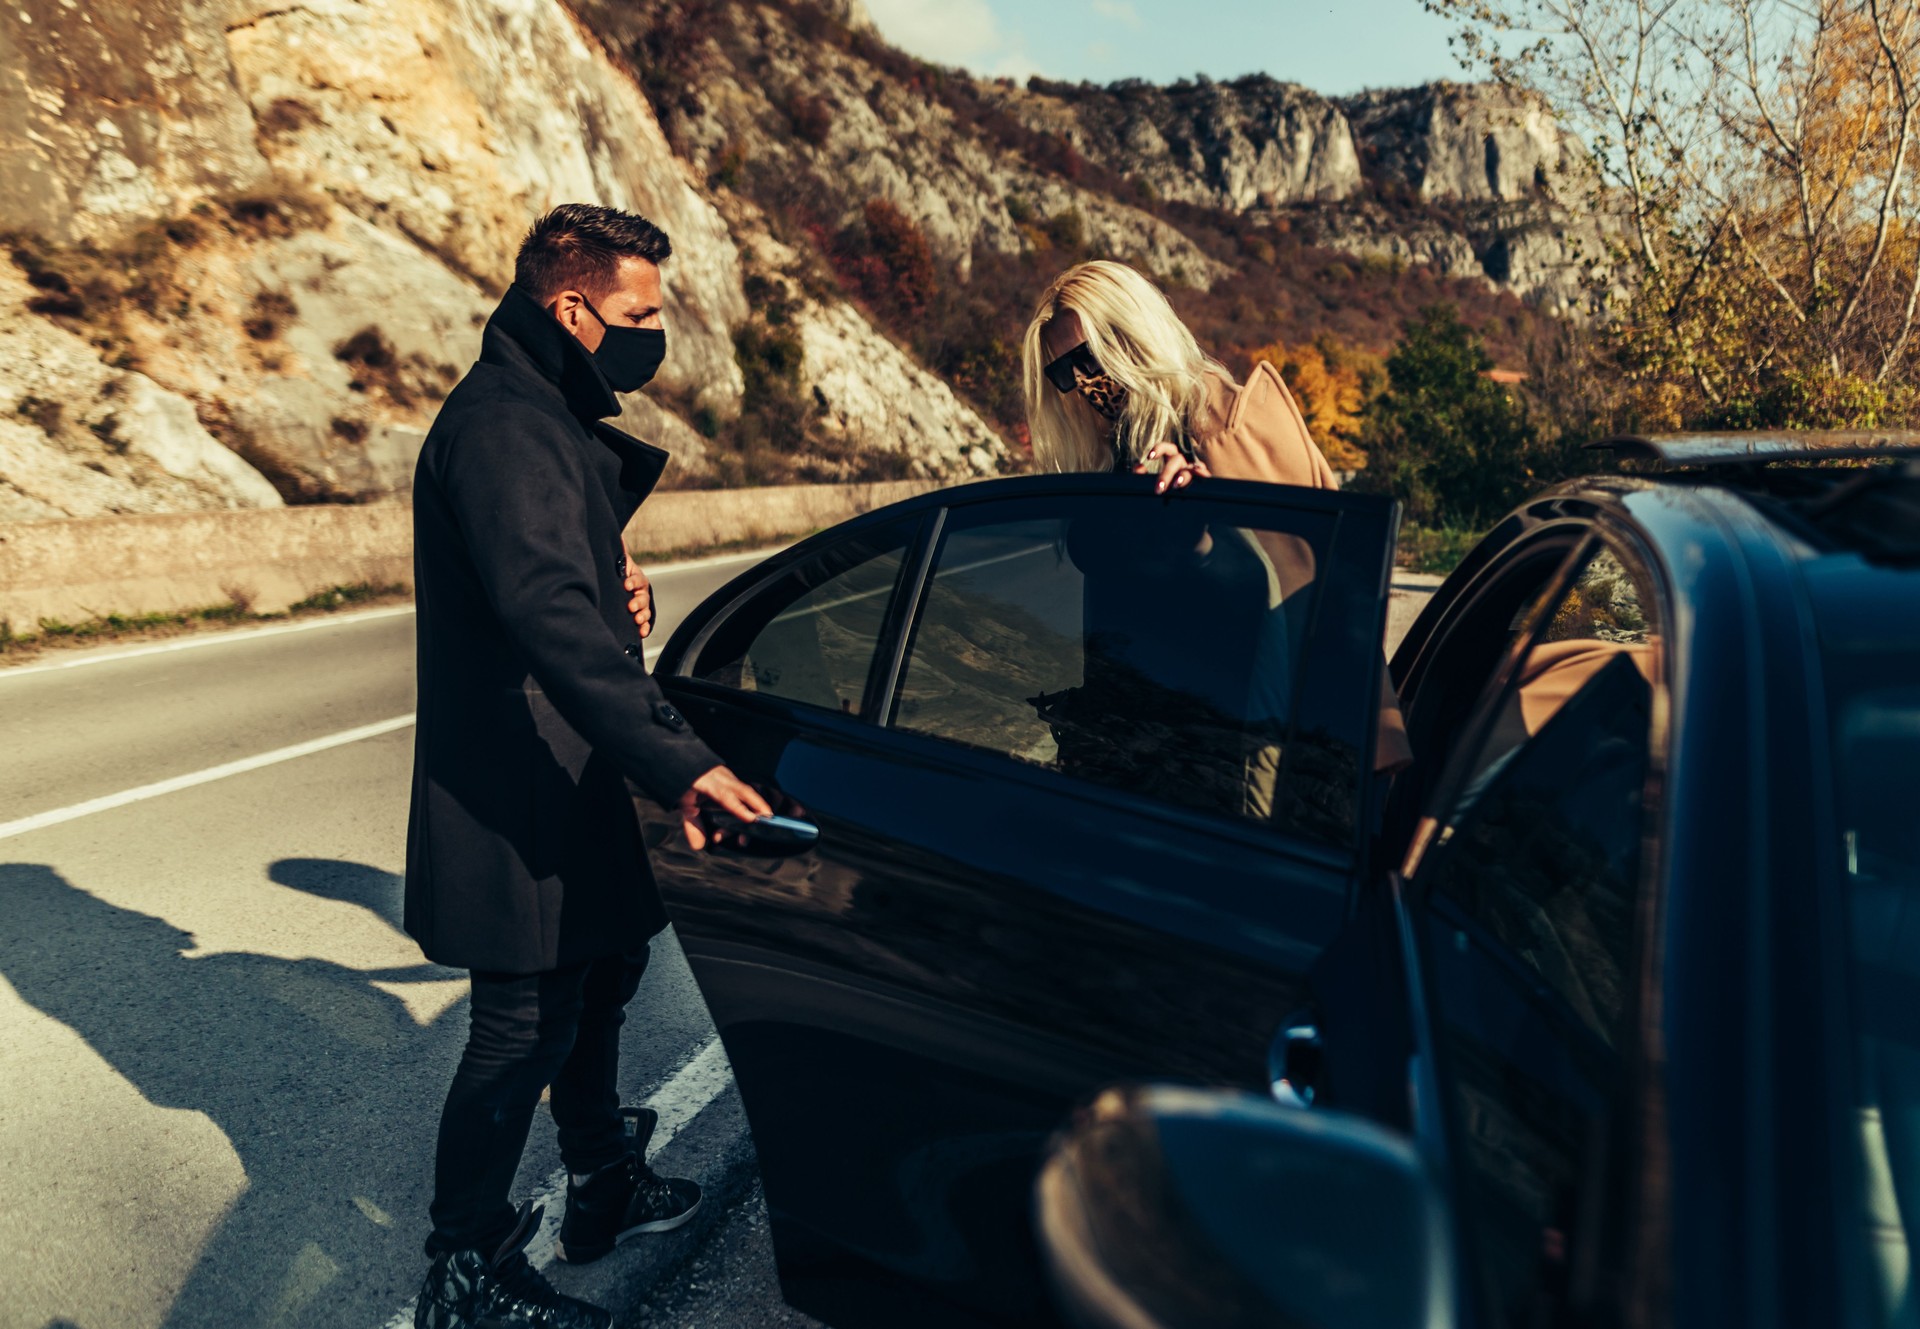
[426,946,649,1254]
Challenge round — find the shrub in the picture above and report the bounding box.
[1353,304,1561,529]
[333,326,454,408]
[787,93,835,147]
[259,98,319,137]
[244,290,298,340]
[826,199,937,319]
[709,140,748,191]
[625,0,723,139]
[16,395,62,433]
[1396,524,1484,575]
[1040,210,1085,253]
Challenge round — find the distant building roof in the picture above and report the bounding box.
[1483,368,1528,384]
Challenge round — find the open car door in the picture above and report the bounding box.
[640,474,1399,1327]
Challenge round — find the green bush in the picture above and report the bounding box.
[1396,524,1483,575]
[1354,304,1572,530]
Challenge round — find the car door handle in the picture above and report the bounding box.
[721,813,821,856]
[1269,1017,1323,1108]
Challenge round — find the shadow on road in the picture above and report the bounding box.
[1,860,463,1328]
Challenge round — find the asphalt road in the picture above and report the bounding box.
[0,547,1437,1329]
[0,549,774,1329]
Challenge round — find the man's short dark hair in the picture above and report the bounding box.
[514,203,673,303]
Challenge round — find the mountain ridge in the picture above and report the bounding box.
[0,0,1594,523]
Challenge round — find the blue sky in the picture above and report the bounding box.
[860,0,1467,94]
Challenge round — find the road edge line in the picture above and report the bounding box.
[0,713,416,841]
[0,546,782,680]
[379,1036,738,1329]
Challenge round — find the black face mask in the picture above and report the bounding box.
[579,294,666,392]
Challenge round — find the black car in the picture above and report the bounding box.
[638,437,1920,1329]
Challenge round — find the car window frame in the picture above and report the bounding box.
[666,510,940,724]
[1398,518,1677,1326]
[1386,521,1595,856]
[664,474,1403,873]
[875,475,1401,872]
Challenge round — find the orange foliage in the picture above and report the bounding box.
[1247,336,1378,470]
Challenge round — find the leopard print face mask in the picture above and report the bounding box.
[1073,366,1128,421]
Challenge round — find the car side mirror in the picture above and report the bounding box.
[1036,1084,1455,1329]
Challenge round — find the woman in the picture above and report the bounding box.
[1020,260,1411,780]
[1022,260,1336,494]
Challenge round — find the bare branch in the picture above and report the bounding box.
[1837,0,1920,339]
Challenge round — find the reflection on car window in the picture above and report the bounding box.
[1457,546,1660,817]
[890,496,1362,845]
[1421,555,1658,1328]
[1435,653,1652,1044]
[1835,683,1920,1327]
[690,520,915,716]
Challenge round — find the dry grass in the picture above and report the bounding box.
[0,582,411,665]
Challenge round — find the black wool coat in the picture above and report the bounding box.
[405,285,721,974]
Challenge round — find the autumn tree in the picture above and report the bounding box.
[1247,335,1382,470]
[1428,0,1920,428]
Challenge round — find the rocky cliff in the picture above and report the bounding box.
[998,74,1607,311]
[0,0,1600,524]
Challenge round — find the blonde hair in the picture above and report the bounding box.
[1022,260,1226,473]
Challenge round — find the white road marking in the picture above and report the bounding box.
[380,1036,734,1329]
[0,714,417,842]
[0,606,418,680]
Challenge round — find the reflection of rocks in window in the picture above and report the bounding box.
[1546,547,1649,644]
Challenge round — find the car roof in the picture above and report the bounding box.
[1527,462,1920,651]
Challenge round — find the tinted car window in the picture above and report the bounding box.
[1835,682,1920,1326]
[889,494,1364,844]
[1391,535,1585,841]
[1421,550,1659,1327]
[688,518,918,716]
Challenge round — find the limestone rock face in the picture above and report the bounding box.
[715,195,1008,483]
[0,2,269,245]
[0,0,1617,523]
[1004,77,1362,210]
[1300,204,1485,282]
[1341,82,1586,204]
[0,268,282,522]
[981,72,1605,309]
[799,301,1006,479]
[223,0,747,412]
[630,0,1228,288]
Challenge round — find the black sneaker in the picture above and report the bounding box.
[416,1203,612,1329]
[555,1106,702,1264]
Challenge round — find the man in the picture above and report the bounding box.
[406,203,770,1329]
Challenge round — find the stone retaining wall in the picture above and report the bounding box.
[0,479,943,629]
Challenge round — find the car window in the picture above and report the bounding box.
[1833,680,1920,1328]
[1390,534,1586,841]
[888,493,1372,846]
[1454,545,1659,816]
[686,518,919,716]
[1418,549,1660,1328]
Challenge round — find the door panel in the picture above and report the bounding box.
[1407,542,1663,1328]
[643,479,1399,1327]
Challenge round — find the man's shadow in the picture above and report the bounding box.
[2,860,464,1328]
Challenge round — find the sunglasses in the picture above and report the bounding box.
[1043,342,1106,394]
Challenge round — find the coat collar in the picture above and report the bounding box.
[479,284,623,423]
[476,284,672,512]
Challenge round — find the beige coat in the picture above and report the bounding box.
[1188,362,1414,774]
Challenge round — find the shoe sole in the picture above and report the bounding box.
[554,1196,703,1266]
